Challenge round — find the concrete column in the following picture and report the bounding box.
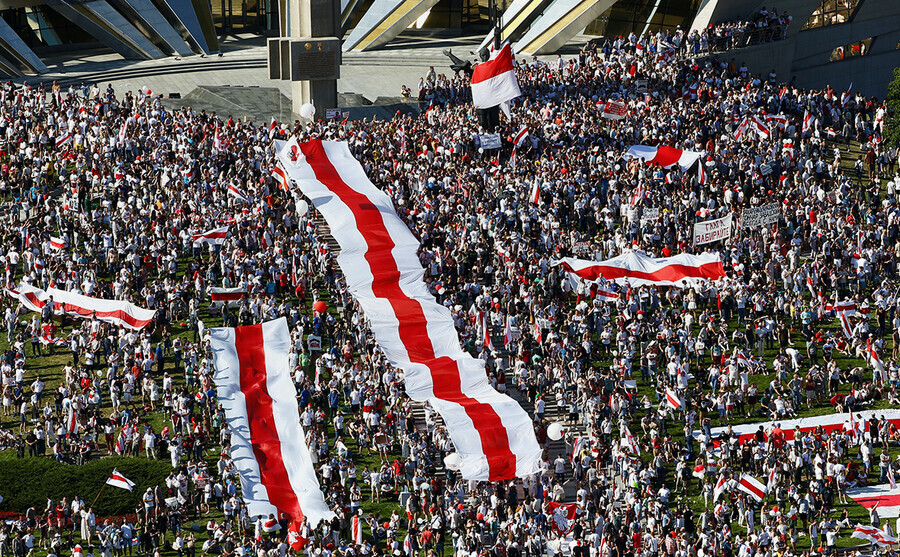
[289,0,339,114]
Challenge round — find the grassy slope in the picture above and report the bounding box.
[0,139,892,552]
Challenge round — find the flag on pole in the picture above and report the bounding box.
[840,311,853,340]
[351,514,363,544]
[503,316,513,348]
[665,388,683,410]
[192,226,229,247]
[713,475,728,502]
[470,44,521,109]
[106,469,136,491]
[482,312,495,353]
[530,182,540,204]
[227,183,249,203]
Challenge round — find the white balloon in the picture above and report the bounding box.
[299,103,316,119]
[443,453,463,470]
[547,423,565,441]
[297,199,309,215]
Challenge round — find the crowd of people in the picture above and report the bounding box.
[0,17,895,557]
[688,7,791,54]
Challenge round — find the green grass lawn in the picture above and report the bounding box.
[0,138,894,554]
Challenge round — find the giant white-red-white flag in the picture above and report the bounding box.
[555,251,726,288]
[8,283,155,330]
[471,44,521,109]
[624,145,702,170]
[275,138,542,480]
[209,318,334,527]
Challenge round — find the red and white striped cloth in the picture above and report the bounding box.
[106,469,136,491]
[209,318,334,527]
[227,183,249,203]
[738,474,767,501]
[625,145,702,170]
[55,132,72,148]
[351,515,364,544]
[276,138,542,480]
[849,485,900,518]
[8,282,155,330]
[210,287,247,306]
[273,164,290,191]
[470,44,521,109]
[192,226,229,247]
[713,476,728,502]
[49,236,66,250]
[555,251,725,288]
[601,100,627,120]
[696,409,900,445]
[665,388,682,410]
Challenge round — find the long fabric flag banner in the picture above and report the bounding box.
[554,251,725,288]
[210,287,247,307]
[275,138,542,481]
[8,283,155,330]
[209,318,334,528]
[625,145,702,169]
[695,409,900,445]
[848,485,900,519]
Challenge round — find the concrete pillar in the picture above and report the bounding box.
[289,0,340,114]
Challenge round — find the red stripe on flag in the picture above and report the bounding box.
[235,324,304,520]
[558,261,725,283]
[299,140,516,480]
[650,146,683,168]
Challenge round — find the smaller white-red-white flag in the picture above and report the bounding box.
[192,226,229,247]
[351,515,363,544]
[713,475,728,502]
[55,132,72,149]
[738,474,767,501]
[272,164,290,191]
[227,183,249,203]
[470,44,521,109]
[49,236,66,250]
[106,468,136,491]
[665,388,682,410]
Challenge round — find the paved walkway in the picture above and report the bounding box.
[17,31,590,121]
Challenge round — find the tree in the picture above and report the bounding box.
[885,67,900,149]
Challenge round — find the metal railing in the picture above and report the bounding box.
[702,23,789,54]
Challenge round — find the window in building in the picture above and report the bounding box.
[801,0,862,30]
[829,37,873,61]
